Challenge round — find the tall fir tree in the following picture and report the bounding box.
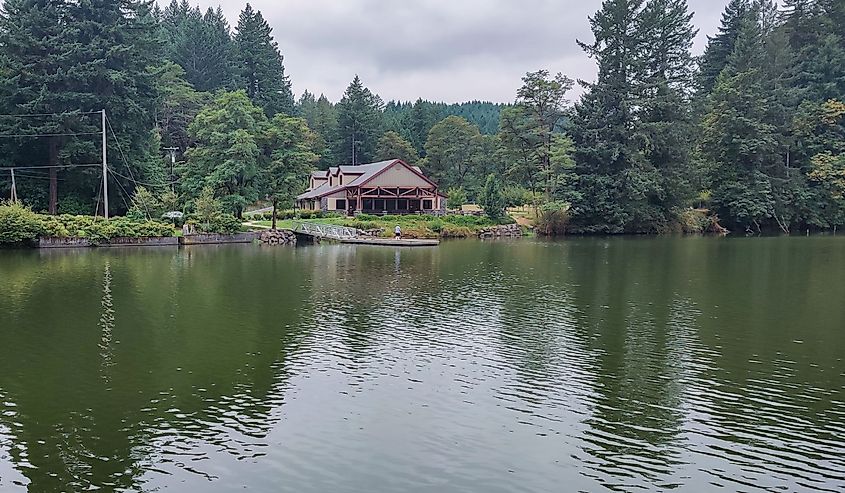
[0,0,161,214]
[702,9,781,232]
[696,0,753,98]
[569,0,650,233]
[234,4,294,117]
[297,91,337,169]
[333,75,384,165]
[636,0,698,218]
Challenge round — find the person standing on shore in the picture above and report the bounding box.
[395,225,401,239]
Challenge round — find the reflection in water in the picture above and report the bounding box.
[0,238,843,492]
[98,261,115,379]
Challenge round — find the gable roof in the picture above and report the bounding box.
[297,159,437,200]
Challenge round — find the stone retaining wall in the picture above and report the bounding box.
[106,236,179,247]
[38,237,93,248]
[179,232,263,245]
[478,224,524,238]
[260,229,296,245]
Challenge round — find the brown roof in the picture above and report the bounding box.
[298,159,436,200]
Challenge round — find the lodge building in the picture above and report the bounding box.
[295,159,446,215]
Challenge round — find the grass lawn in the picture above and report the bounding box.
[247,214,518,239]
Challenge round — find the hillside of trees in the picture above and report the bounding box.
[1,0,843,234]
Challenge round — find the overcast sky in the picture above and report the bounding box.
[188,0,733,104]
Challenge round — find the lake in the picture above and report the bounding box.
[0,237,843,492]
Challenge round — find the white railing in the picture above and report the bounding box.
[295,222,358,240]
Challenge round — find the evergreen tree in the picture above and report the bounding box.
[375,131,419,164]
[165,5,235,92]
[264,114,318,228]
[569,0,650,233]
[480,173,506,220]
[0,0,161,214]
[333,75,384,165]
[702,10,781,232]
[297,91,337,168]
[636,0,698,218]
[150,61,205,156]
[183,91,267,217]
[0,0,76,213]
[234,4,294,117]
[697,0,753,97]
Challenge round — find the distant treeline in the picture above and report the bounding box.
[0,0,843,234]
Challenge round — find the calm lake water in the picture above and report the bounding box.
[0,237,843,492]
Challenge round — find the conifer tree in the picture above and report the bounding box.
[702,11,780,232]
[697,0,753,97]
[234,4,294,117]
[297,91,337,168]
[333,76,384,165]
[569,0,649,233]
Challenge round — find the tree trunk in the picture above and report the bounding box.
[271,197,278,230]
[48,138,59,214]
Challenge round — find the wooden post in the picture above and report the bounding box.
[102,109,109,221]
[10,169,17,202]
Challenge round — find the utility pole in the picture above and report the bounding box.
[102,109,109,220]
[163,147,178,191]
[9,169,17,203]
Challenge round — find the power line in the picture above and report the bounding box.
[1,164,101,170]
[107,167,181,188]
[0,111,101,118]
[105,115,139,185]
[0,132,101,138]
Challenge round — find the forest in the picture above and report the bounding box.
[0,0,843,234]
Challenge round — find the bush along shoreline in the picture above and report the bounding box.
[0,202,176,247]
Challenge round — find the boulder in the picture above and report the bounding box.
[478,223,524,238]
[260,229,297,246]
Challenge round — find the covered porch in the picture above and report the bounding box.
[345,186,442,215]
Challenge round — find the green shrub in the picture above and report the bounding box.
[536,201,570,236]
[0,202,44,244]
[440,225,474,238]
[189,213,242,234]
[38,214,173,241]
[58,195,93,215]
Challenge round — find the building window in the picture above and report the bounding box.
[386,199,397,211]
[397,199,408,210]
[336,199,346,210]
[423,199,433,210]
[375,199,385,211]
[363,199,373,210]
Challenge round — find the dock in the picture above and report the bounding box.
[339,237,440,247]
[292,222,440,247]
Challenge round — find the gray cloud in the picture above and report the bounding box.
[190,0,733,103]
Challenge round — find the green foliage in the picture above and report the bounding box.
[376,131,419,164]
[297,91,338,168]
[58,196,92,216]
[233,4,293,116]
[0,205,174,244]
[333,76,385,165]
[499,70,575,201]
[265,114,319,226]
[446,187,468,209]
[0,202,43,244]
[162,3,236,93]
[183,91,267,217]
[39,215,173,242]
[535,201,571,236]
[502,185,534,208]
[480,174,506,220]
[424,116,484,192]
